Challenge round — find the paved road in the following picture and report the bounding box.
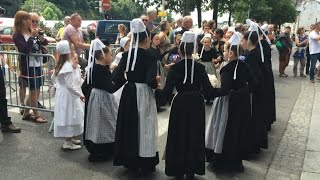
[0,48,311,180]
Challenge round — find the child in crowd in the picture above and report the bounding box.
[156,31,216,179]
[148,33,166,112]
[205,38,252,172]
[111,37,130,71]
[83,39,121,162]
[53,40,85,150]
[198,34,219,76]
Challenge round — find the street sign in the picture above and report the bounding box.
[102,0,111,11]
[158,10,167,17]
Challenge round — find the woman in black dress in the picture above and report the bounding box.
[241,31,268,155]
[112,18,160,174]
[157,31,216,179]
[205,34,253,172]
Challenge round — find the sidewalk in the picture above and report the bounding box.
[301,82,320,180]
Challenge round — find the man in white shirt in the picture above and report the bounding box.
[308,22,320,83]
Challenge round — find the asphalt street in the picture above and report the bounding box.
[0,47,307,180]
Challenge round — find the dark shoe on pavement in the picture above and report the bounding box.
[157,107,165,113]
[300,74,306,77]
[38,102,46,109]
[279,74,288,77]
[1,123,21,133]
[186,173,195,179]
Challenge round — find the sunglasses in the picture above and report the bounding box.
[142,19,148,22]
[32,20,39,24]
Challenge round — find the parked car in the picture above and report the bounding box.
[0,26,56,44]
[96,20,130,46]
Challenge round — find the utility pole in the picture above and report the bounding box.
[161,0,168,21]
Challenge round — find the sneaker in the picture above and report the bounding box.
[62,141,81,150]
[300,74,306,77]
[310,80,315,83]
[71,138,81,145]
[1,124,21,133]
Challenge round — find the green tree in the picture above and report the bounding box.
[107,0,145,20]
[21,0,63,20]
[0,0,23,18]
[42,7,59,20]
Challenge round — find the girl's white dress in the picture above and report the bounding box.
[53,61,84,137]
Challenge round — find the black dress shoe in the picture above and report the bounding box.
[1,124,21,133]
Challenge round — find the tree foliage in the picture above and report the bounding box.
[21,0,63,20]
[232,0,296,26]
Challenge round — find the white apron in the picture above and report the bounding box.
[205,95,229,153]
[136,83,158,157]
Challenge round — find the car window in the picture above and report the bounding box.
[3,27,12,35]
[103,22,130,34]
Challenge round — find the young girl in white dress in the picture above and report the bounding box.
[53,40,85,150]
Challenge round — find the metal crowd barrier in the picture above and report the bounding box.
[0,43,119,133]
[0,50,56,132]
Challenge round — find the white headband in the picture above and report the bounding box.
[87,39,105,84]
[125,18,148,75]
[179,31,197,84]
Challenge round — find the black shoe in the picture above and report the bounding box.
[206,101,213,105]
[38,102,46,109]
[157,107,165,113]
[88,154,108,162]
[186,173,195,179]
[233,164,244,172]
[1,123,21,133]
[175,175,184,180]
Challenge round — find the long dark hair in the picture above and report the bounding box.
[133,29,150,44]
[244,31,259,46]
[179,42,194,56]
[94,47,111,61]
[54,54,70,76]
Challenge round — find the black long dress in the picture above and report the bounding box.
[260,40,276,130]
[205,60,253,171]
[82,64,121,161]
[244,47,268,155]
[112,48,159,171]
[156,59,215,177]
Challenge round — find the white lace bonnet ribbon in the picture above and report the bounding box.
[86,38,105,84]
[125,18,148,74]
[227,32,242,80]
[246,19,270,63]
[179,31,197,84]
[200,33,212,59]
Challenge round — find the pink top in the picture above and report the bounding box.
[62,24,84,56]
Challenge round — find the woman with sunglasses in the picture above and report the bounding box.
[12,11,48,123]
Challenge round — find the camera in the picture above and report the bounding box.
[38,30,44,36]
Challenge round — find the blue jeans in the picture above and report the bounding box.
[309,53,320,80]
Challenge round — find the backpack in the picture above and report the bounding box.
[275,40,283,50]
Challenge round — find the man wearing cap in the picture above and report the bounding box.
[276,26,293,77]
